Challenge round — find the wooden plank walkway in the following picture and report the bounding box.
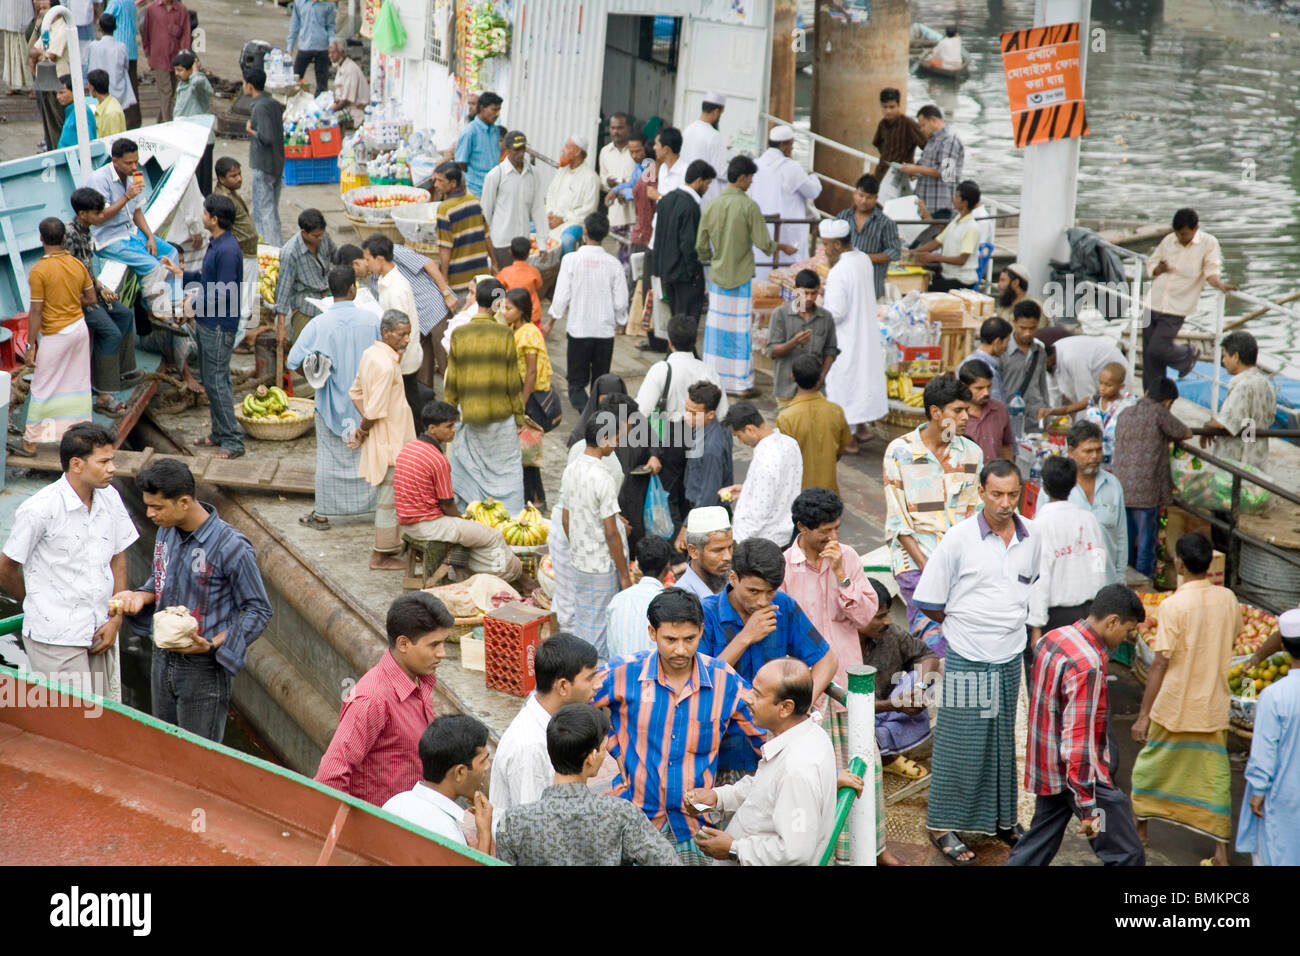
[18,444,315,494]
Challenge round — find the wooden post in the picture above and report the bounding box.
[811,0,911,212]
[769,0,798,125]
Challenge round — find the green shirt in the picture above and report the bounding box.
[444,314,524,426]
[212,181,258,256]
[695,186,777,290]
[174,72,215,144]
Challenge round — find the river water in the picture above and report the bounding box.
[804,0,1300,367]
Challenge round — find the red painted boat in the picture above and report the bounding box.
[0,665,496,866]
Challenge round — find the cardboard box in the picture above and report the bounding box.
[1177,549,1225,588]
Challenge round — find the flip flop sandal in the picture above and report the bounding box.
[298,512,331,531]
[930,830,976,866]
[95,397,128,417]
[192,435,221,448]
[883,755,929,780]
[7,438,36,458]
[996,823,1026,847]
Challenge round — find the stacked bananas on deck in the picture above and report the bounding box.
[467,500,549,546]
[885,369,924,407]
[241,385,300,421]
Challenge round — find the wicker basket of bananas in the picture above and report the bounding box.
[235,386,315,440]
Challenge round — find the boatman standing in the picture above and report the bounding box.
[749,124,821,279]
[818,217,887,450]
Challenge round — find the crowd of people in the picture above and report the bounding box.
[5,20,1299,868]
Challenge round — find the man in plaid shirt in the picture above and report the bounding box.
[1008,584,1146,866]
[900,104,964,219]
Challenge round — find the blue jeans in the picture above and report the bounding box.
[560,224,583,256]
[99,233,182,311]
[84,300,133,355]
[251,168,283,245]
[1127,506,1160,578]
[151,648,233,743]
[195,322,243,453]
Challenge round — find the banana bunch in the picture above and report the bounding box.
[258,252,280,306]
[886,370,923,406]
[500,505,548,546]
[465,498,512,527]
[241,385,299,421]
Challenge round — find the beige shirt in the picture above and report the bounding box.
[332,56,369,106]
[1150,579,1239,733]
[377,266,423,374]
[598,142,637,228]
[545,163,601,241]
[1146,229,1222,317]
[349,340,417,485]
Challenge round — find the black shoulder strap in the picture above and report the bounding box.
[655,360,673,414]
[1015,346,1041,397]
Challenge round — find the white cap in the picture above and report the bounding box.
[686,506,731,535]
[569,135,590,154]
[819,218,851,239]
[769,124,795,143]
[703,92,727,106]
[1279,608,1300,638]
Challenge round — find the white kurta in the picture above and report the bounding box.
[679,119,728,202]
[544,164,601,242]
[823,249,887,427]
[749,146,822,278]
[1047,335,1126,411]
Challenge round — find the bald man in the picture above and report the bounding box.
[686,658,838,865]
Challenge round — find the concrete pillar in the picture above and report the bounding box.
[769,0,798,126]
[1017,0,1092,296]
[811,0,910,211]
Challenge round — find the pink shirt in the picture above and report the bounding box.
[781,538,878,710]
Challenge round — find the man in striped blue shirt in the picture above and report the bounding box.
[454,92,503,197]
[592,588,765,864]
[605,537,675,661]
[114,459,272,743]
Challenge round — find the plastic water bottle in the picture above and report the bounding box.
[1009,392,1026,443]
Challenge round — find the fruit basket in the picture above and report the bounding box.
[256,245,280,307]
[391,202,440,247]
[342,185,431,224]
[235,388,315,440]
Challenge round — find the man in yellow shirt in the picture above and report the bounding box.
[776,353,853,495]
[1131,531,1239,865]
[87,69,127,137]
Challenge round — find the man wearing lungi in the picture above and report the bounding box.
[287,266,380,530]
[349,311,417,570]
[913,460,1041,864]
[695,155,795,399]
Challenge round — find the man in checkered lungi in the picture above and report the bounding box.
[696,155,797,400]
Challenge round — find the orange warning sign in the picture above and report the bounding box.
[1001,22,1088,148]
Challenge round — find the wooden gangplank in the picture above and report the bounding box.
[15,446,315,495]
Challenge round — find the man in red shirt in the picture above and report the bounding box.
[139,0,190,122]
[314,591,453,807]
[959,359,1013,464]
[392,400,523,584]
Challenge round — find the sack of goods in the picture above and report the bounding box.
[152,605,200,650]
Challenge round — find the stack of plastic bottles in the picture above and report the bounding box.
[264,47,296,88]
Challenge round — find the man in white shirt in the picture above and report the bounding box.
[545,135,602,256]
[914,179,982,291]
[720,403,803,547]
[605,537,674,662]
[1143,207,1235,382]
[549,212,629,411]
[481,130,548,266]
[382,715,494,853]
[598,112,637,253]
[913,460,1042,864]
[635,313,729,423]
[679,92,729,203]
[363,233,428,418]
[820,218,887,445]
[0,424,139,703]
[749,124,822,277]
[686,658,837,865]
[1028,456,1109,653]
[489,634,600,820]
[1040,335,1127,422]
[927,26,963,70]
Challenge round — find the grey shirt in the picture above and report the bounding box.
[495,782,682,866]
[1000,338,1051,422]
[766,303,839,401]
[248,93,285,177]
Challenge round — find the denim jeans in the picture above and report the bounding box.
[195,322,244,453]
[251,168,283,245]
[1127,506,1160,578]
[151,648,233,743]
[560,224,584,256]
[84,300,134,355]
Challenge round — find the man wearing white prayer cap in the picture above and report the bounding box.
[819,216,887,447]
[750,123,823,279]
[545,134,602,255]
[680,93,730,203]
[678,506,735,601]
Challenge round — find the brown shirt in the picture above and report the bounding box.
[776,392,853,494]
[860,621,937,701]
[871,115,927,181]
[1111,397,1191,508]
[29,251,93,334]
[964,398,1013,464]
[213,181,258,256]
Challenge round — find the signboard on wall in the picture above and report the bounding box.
[1000,21,1088,148]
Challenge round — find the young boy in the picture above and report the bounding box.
[1082,361,1137,467]
[382,714,494,855]
[86,69,126,137]
[959,316,1013,403]
[172,52,215,195]
[496,235,545,334]
[776,353,854,494]
[560,409,633,659]
[212,157,261,342]
[765,268,837,405]
[56,76,97,148]
[1236,607,1300,866]
[683,379,734,512]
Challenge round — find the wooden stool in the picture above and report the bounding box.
[403,534,452,590]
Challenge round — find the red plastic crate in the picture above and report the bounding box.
[483,603,559,698]
[309,126,342,158]
[284,142,311,159]
[1021,480,1040,518]
[899,344,941,383]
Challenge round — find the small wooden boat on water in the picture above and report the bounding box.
[0,662,495,865]
[915,52,971,81]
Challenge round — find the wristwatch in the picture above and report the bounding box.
[839,576,851,587]
[727,844,739,863]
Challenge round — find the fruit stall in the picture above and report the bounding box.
[464,498,549,576]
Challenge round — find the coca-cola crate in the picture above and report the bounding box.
[483,603,559,698]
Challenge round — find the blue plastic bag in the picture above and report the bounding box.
[643,475,673,539]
